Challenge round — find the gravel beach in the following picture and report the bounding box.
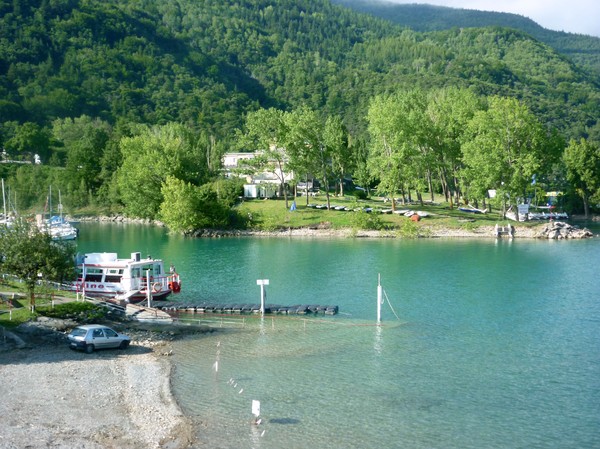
[0,327,195,449]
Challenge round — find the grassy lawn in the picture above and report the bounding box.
[234,193,520,232]
[0,281,80,328]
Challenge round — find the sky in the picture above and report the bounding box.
[385,0,600,37]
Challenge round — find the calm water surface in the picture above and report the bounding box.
[76,223,600,449]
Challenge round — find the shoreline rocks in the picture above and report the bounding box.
[534,221,594,239]
[72,215,595,239]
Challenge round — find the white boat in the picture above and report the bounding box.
[70,252,181,302]
[48,216,78,240]
[37,188,79,240]
[528,206,568,220]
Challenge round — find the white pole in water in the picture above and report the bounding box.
[377,273,383,324]
[256,279,269,314]
[252,399,261,425]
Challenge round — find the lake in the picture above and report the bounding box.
[76,222,600,449]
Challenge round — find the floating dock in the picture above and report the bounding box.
[154,301,339,316]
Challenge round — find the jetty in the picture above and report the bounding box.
[494,223,514,238]
[154,301,339,316]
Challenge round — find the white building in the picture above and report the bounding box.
[222,151,294,198]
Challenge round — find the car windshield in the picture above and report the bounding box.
[70,328,87,337]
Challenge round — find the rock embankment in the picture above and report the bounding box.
[534,221,593,239]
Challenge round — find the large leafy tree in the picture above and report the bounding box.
[116,123,210,219]
[159,176,230,233]
[237,108,292,208]
[563,138,600,218]
[367,91,428,209]
[325,115,352,197]
[4,122,51,163]
[284,106,335,209]
[0,221,76,310]
[426,88,481,206]
[461,96,558,217]
[52,116,112,207]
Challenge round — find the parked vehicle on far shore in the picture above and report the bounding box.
[68,324,131,353]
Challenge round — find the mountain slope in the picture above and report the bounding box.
[0,0,598,144]
[332,0,600,77]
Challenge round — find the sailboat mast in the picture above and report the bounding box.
[2,179,6,219]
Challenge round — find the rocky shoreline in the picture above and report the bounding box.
[0,319,205,449]
[75,215,594,239]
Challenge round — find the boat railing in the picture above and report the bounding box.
[138,275,172,293]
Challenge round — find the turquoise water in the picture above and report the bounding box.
[76,223,600,449]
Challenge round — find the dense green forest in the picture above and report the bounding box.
[0,0,599,231]
[333,0,600,77]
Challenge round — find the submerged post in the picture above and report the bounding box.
[256,279,269,314]
[377,273,383,324]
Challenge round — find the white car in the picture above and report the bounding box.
[68,324,131,354]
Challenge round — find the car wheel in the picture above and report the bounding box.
[119,340,130,349]
[85,344,95,354]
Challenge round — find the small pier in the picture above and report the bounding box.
[494,223,514,238]
[155,301,339,316]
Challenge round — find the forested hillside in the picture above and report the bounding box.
[333,0,600,77]
[0,0,599,226]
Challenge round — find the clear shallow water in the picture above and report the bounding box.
[76,223,600,449]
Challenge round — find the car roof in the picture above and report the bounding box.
[75,324,110,330]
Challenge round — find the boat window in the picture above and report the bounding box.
[131,268,141,278]
[154,264,162,275]
[84,268,104,283]
[105,274,122,283]
[104,268,123,283]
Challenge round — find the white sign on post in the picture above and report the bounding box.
[252,400,261,417]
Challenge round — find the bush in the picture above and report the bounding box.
[351,210,384,230]
[37,302,106,322]
[353,189,368,200]
[396,219,421,238]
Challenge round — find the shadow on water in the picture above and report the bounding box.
[269,418,301,425]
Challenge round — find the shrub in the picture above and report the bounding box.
[351,210,384,230]
[353,189,368,200]
[397,219,420,238]
[37,302,106,322]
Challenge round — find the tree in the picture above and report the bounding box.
[159,176,230,233]
[0,220,76,311]
[325,115,353,197]
[461,96,557,217]
[563,138,600,218]
[238,108,291,208]
[52,116,112,207]
[285,106,337,209]
[426,88,481,207]
[4,122,51,163]
[367,91,426,210]
[117,123,210,219]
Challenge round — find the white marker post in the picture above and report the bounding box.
[256,279,269,315]
[377,273,383,324]
[252,399,261,424]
